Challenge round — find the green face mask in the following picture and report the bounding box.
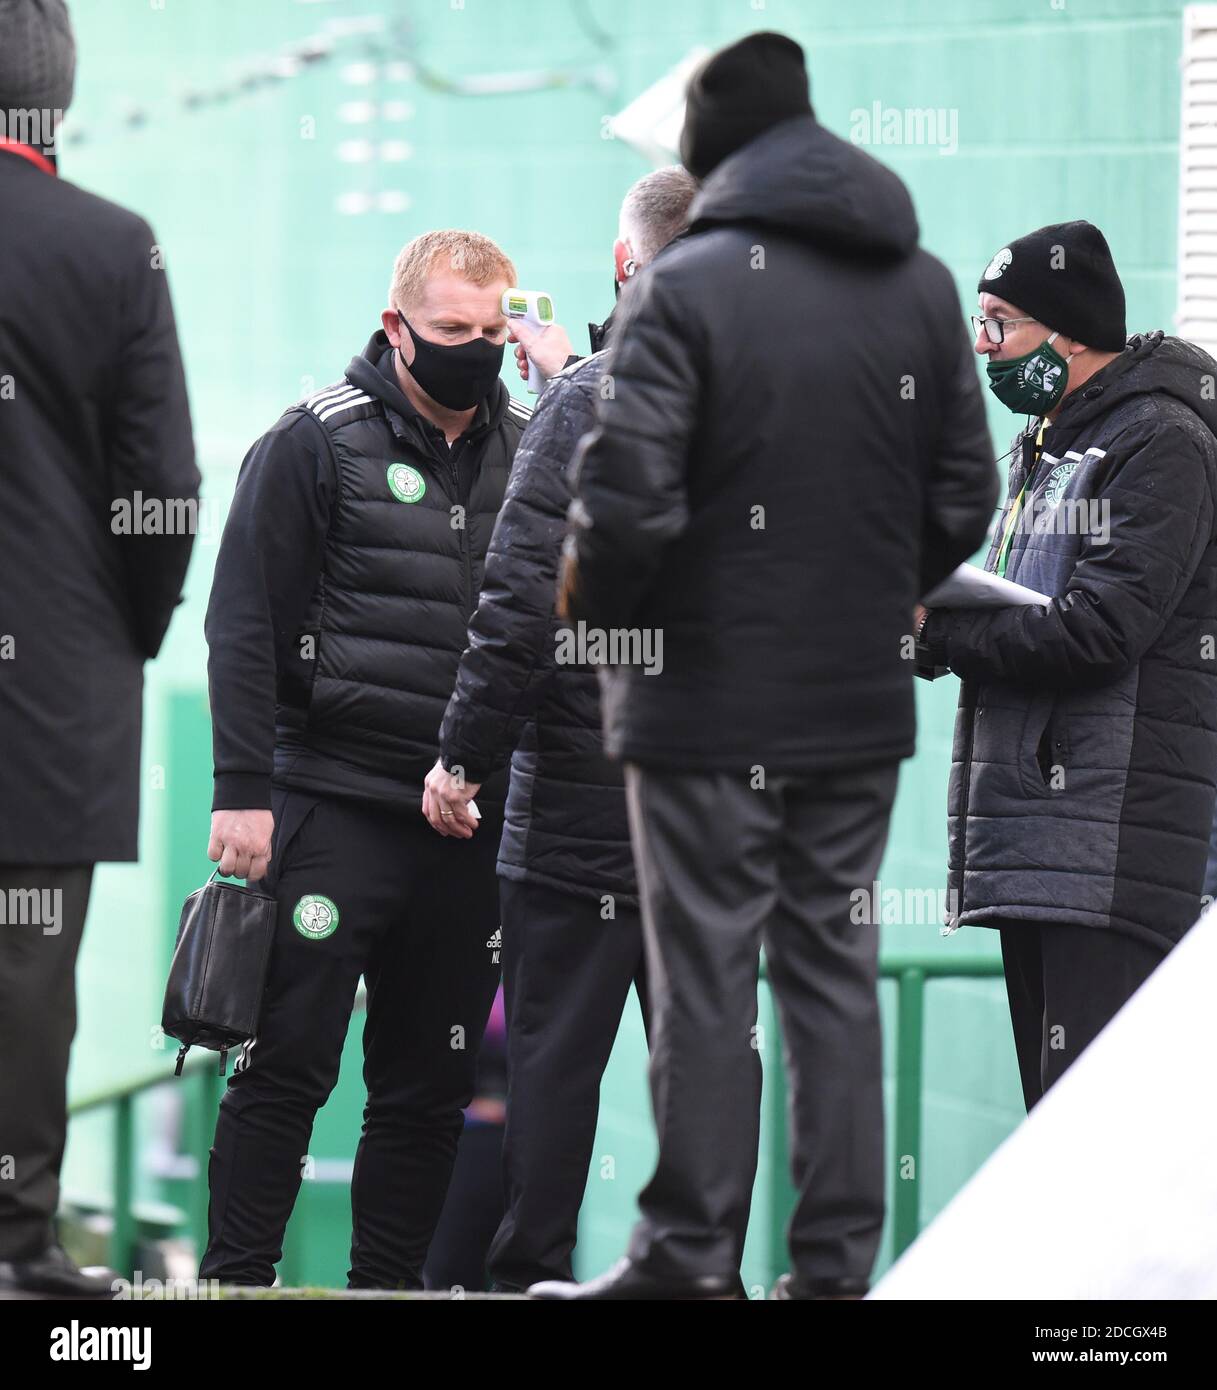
[986,330,1072,415]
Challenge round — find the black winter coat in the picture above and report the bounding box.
[439,331,637,907]
[566,113,997,774]
[923,333,1217,948]
[0,150,198,862]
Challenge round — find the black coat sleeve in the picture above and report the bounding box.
[438,374,594,784]
[922,418,1217,689]
[919,322,1000,596]
[104,216,200,658]
[565,265,703,631]
[205,413,336,810]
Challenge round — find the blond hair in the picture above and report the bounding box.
[389,230,517,314]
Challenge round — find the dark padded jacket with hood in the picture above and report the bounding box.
[565,113,998,776]
[923,332,1217,949]
[438,321,638,908]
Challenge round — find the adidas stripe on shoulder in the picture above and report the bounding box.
[506,396,534,426]
[303,381,376,425]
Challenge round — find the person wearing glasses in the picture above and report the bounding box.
[916,220,1217,1110]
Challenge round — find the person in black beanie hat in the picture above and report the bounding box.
[532,30,997,1300]
[966,220,1127,423]
[679,30,813,180]
[0,0,75,156]
[916,222,1217,1113]
[0,0,198,1295]
[978,220,1127,354]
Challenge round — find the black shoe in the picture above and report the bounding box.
[529,1256,739,1301]
[0,1242,120,1298]
[770,1272,868,1300]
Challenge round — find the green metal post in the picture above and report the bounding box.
[892,968,926,1258]
[112,1094,135,1277]
[766,990,797,1289]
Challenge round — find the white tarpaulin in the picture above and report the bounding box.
[870,906,1217,1299]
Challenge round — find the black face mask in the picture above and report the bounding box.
[396,312,505,410]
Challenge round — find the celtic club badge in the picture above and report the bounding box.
[293,894,340,940]
[387,462,426,504]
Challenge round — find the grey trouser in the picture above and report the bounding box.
[622,762,899,1287]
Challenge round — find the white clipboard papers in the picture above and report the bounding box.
[923,564,1050,609]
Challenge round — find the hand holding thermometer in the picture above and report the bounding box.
[502,289,556,394]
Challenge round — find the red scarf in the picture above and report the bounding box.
[0,139,56,176]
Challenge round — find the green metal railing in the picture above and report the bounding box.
[884,953,1003,1255]
[763,952,1003,1275]
[70,953,1002,1282]
[69,1054,221,1276]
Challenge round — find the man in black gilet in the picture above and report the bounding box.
[200,231,531,1290]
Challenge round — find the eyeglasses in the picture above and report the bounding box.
[970,314,1038,345]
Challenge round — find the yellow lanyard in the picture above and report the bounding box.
[995,418,1047,578]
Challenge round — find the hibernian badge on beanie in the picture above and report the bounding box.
[979,220,1127,414]
[979,221,1127,351]
[679,31,813,181]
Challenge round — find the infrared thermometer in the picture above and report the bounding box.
[502,289,556,394]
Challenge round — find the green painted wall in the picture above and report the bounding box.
[58,0,1189,1286]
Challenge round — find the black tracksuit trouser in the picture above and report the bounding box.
[198,788,502,1289]
[486,876,649,1288]
[998,920,1168,1111]
[622,760,901,1291]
